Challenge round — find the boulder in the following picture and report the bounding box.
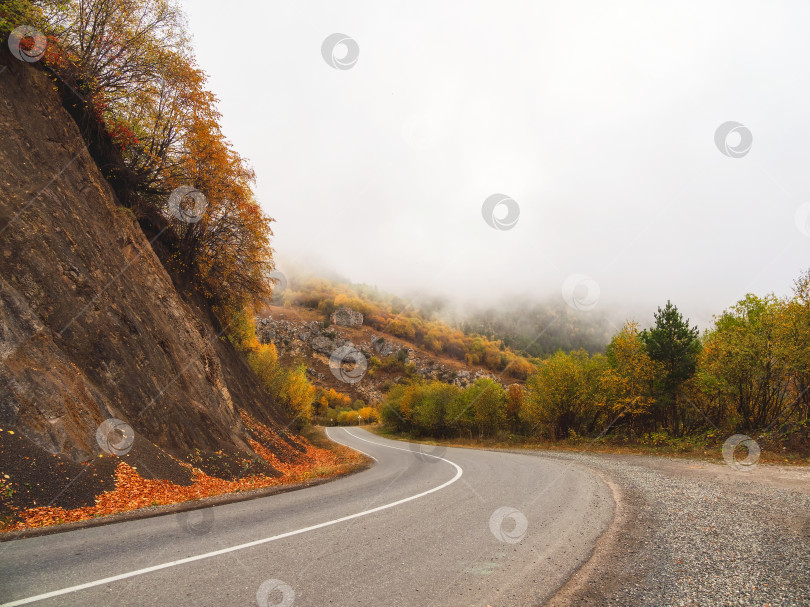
[331,307,363,328]
[372,336,398,357]
[310,335,336,355]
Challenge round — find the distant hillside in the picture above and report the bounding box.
[459,300,613,358]
[255,304,509,412]
[275,274,611,374]
[276,276,536,379]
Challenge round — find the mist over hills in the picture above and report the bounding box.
[273,265,616,359]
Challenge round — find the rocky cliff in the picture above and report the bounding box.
[0,47,303,512]
[255,306,499,409]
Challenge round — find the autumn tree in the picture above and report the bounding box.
[505,384,525,433]
[357,406,378,423]
[775,269,810,421]
[29,0,275,317]
[172,119,274,312]
[444,387,476,438]
[0,1,43,34]
[380,384,416,432]
[521,350,606,439]
[466,378,506,438]
[697,294,792,430]
[335,410,358,425]
[41,0,187,102]
[600,322,659,435]
[412,382,460,437]
[247,344,314,428]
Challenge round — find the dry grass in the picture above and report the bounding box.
[367,425,810,466]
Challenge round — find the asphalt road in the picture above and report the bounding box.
[0,428,614,607]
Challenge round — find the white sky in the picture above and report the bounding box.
[179,0,810,328]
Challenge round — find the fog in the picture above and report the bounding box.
[180,0,810,330]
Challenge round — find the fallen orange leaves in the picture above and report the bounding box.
[2,414,364,533]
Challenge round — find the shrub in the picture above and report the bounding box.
[245,343,314,429]
[521,350,606,439]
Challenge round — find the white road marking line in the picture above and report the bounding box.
[1,428,462,606]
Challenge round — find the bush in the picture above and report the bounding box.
[467,378,507,438]
[379,379,506,438]
[521,350,606,440]
[336,410,360,426]
[246,344,313,428]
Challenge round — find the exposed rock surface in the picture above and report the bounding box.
[371,336,399,357]
[255,312,499,400]
[330,307,363,328]
[0,50,298,494]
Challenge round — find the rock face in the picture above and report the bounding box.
[254,313,499,400]
[0,51,293,467]
[258,316,353,358]
[311,335,343,355]
[331,307,363,328]
[371,336,399,357]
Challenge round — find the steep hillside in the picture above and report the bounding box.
[276,275,540,383]
[0,47,325,520]
[256,304,509,409]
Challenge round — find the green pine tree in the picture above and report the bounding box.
[641,301,701,435]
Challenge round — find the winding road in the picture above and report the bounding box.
[0,428,614,606]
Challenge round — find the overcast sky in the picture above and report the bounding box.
[179,0,810,328]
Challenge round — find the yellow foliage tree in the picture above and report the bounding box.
[600,322,660,432]
[247,343,314,427]
[357,406,378,423]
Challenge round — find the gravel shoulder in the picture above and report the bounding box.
[534,450,810,606]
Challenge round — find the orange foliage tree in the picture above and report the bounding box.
[30,0,275,317]
[506,384,525,432]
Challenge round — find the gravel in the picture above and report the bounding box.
[527,450,810,606]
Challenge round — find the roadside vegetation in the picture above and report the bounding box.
[311,388,379,427]
[379,270,810,460]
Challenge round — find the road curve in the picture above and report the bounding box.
[0,428,614,607]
